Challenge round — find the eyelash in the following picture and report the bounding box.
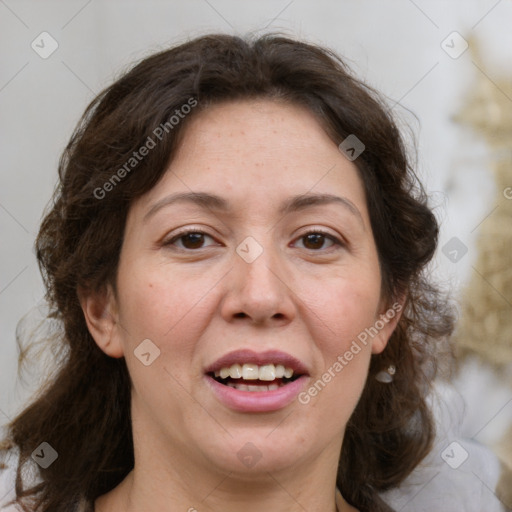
[294,229,343,251]
[164,228,343,252]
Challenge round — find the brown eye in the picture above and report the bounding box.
[304,233,326,250]
[294,231,340,251]
[166,231,217,250]
[181,232,206,249]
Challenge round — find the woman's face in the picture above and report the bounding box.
[88,99,399,481]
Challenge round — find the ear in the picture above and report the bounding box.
[371,294,406,355]
[77,284,124,358]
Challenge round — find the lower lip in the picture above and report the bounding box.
[204,375,309,412]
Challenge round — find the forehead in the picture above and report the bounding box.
[132,99,369,223]
[180,99,337,162]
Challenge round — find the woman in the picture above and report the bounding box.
[0,33,458,511]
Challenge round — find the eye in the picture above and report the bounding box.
[164,230,219,250]
[293,230,342,251]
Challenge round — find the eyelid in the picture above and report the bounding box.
[292,228,345,250]
[162,226,346,252]
[162,227,220,248]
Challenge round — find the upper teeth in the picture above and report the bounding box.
[214,363,294,381]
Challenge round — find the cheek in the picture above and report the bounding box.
[301,271,381,349]
[115,262,216,349]
[115,264,217,411]
[298,278,377,424]
[297,268,380,407]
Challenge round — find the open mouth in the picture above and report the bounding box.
[207,363,303,392]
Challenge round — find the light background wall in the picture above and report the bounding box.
[1,0,511,428]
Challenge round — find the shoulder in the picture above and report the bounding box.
[0,455,19,511]
[0,442,93,512]
[379,374,508,511]
[380,439,506,511]
[0,464,92,512]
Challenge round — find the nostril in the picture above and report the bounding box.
[234,312,247,318]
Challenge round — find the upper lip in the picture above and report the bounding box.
[204,349,310,375]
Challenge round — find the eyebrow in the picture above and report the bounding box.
[143,191,364,225]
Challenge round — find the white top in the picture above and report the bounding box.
[380,365,508,511]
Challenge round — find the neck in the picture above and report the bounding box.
[94,441,350,512]
[94,399,356,512]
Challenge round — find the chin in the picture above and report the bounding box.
[199,433,310,476]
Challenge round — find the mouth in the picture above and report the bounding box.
[208,363,302,392]
[203,349,309,412]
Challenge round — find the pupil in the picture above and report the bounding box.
[305,233,324,249]
[184,233,204,249]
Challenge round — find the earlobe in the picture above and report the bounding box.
[78,285,124,358]
[371,296,406,355]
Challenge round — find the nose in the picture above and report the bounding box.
[220,242,296,326]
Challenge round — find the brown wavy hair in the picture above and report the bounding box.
[0,33,454,512]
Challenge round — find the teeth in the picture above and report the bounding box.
[258,364,276,381]
[213,363,295,382]
[242,363,259,380]
[229,383,249,391]
[230,363,242,379]
[227,382,282,392]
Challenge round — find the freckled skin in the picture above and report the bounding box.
[88,100,397,512]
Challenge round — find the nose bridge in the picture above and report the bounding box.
[237,235,282,298]
[247,247,278,288]
[223,234,294,324]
